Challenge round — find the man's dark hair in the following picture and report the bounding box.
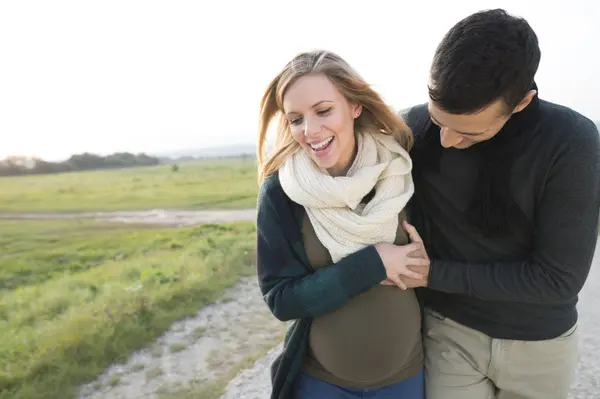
[428,9,541,115]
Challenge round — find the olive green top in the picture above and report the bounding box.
[301,209,423,388]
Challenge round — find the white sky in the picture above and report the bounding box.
[1,0,598,161]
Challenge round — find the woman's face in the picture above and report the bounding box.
[283,74,361,176]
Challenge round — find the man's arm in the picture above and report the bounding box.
[427,121,600,303]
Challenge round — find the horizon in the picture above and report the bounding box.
[1,0,599,161]
[0,141,258,163]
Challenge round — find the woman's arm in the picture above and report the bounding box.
[256,177,387,321]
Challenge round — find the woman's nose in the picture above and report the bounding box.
[303,116,321,137]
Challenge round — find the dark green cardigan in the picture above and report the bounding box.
[256,172,389,399]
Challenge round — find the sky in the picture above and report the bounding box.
[1,0,598,161]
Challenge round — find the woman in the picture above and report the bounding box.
[256,50,429,399]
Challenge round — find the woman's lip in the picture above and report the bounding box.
[307,136,334,147]
[311,137,334,157]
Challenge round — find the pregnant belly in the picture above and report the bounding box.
[308,285,422,384]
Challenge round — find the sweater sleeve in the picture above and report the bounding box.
[427,120,600,303]
[256,179,387,321]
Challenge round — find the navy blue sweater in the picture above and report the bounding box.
[404,98,600,340]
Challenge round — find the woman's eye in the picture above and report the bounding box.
[289,108,331,126]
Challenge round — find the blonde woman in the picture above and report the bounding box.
[256,50,429,399]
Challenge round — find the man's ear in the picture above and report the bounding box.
[512,90,537,114]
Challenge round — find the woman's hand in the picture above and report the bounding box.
[375,241,429,290]
[378,220,431,289]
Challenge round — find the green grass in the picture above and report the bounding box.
[0,219,257,399]
[0,158,258,213]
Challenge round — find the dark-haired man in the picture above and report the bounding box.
[401,8,600,399]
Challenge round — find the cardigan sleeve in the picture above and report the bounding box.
[256,176,387,321]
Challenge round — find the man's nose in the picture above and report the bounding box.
[439,127,463,148]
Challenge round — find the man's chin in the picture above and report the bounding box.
[453,142,476,150]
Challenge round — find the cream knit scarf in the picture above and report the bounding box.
[279,131,414,263]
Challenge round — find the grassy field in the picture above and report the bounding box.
[0,158,258,213]
[0,219,257,399]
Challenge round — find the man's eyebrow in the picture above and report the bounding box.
[430,115,485,136]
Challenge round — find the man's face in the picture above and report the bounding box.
[427,90,537,150]
[427,99,511,149]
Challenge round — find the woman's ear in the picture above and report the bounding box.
[353,104,363,118]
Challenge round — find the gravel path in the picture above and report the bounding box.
[568,240,600,398]
[0,208,256,226]
[78,276,286,399]
[219,343,282,399]
[219,240,600,399]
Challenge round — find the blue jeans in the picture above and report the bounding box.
[294,370,425,398]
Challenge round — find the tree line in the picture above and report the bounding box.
[0,152,160,177]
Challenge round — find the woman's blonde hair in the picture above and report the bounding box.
[257,49,413,184]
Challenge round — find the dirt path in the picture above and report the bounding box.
[0,208,256,226]
[219,240,600,399]
[78,276,287,399]
[219,343,282,399]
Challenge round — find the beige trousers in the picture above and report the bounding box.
[423,308,579,399]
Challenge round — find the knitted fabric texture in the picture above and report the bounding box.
[278,132,414,262]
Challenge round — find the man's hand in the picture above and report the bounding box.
[380,220,431,288]
[403,220,430,287]
[375,242,429,289]
[402,220,429,261]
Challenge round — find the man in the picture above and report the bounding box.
[400,8,600,399]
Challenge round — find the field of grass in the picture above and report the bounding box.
[0,219,257,399]
[0,158,258,213]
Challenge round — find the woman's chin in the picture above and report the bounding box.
[308,146,339,169]
[312,154,338,170]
